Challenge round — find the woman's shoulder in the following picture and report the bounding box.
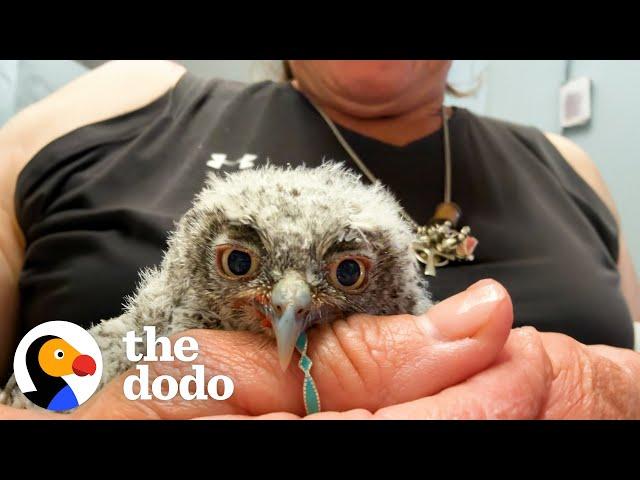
[460,108,616,218]
[2,62,264,225]
[542,132,619,222]
[457,107,543,141]
[0,61,191,169]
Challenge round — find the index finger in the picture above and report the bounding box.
[77,279,513,419]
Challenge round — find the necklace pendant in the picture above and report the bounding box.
[308,98,474,277]
[432,201,461,226]
[413,243,440,277]
[412,215,478,277]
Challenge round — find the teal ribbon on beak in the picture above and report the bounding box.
[271,271,311,370]
[296,331,321,415]
[269,271,320,414]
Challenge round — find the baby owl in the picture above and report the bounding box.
[2,163,431,408]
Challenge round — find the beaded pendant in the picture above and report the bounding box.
[412,202,479,277]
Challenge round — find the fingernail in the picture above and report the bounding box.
[467,279,496,292]
[420,281,506,340]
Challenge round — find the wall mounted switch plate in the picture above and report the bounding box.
[560,76,592,128]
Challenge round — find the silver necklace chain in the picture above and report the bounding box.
[303,96,478,276]
[305,98,453,229]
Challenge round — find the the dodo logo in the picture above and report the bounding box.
[13,321,103,411]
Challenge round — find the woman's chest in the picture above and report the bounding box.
[17,104,633,347]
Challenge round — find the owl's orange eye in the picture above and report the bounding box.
[329,257,369,292]
[216,245,260,280]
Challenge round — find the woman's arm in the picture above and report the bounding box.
[0,60,186,379]
[1,60,186,163]
[0,147,24,378]
[0,280,514,418]
[544,132,640,324]
[3,278,640,420]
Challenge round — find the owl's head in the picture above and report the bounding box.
[165,163,431,368]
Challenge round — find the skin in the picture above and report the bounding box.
[288,60,451,145]
[289,60,639,323]
[3,280,639,419]
[0,60,639,419]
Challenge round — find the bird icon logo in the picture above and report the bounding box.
[13,321,103,411]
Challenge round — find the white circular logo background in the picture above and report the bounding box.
[14,321,103,405]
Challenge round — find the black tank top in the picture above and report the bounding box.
[15,72,634,356]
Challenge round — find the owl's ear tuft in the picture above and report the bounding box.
[319,160,363,182]
[204,170,226,188]
[339,226,370,245]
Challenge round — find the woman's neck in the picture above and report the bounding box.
[291,80,449,147]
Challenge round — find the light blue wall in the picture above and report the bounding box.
[484,60,565,132]
[561,61,639,270]
[131,60,640,273]
[178,60,254,82]
[0,60,88,126]
[0,60,18,124]
[483,60,639,273]
[2,60,637,273]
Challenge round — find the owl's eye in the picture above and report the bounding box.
[329,257,368,292]
[216,245,260,280]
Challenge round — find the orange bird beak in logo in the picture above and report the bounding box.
[38,338,96,378]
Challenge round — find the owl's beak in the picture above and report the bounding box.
[270,271,312,371]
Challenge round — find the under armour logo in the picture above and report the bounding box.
[207,153,258,170]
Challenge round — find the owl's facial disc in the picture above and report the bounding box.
[212,224,375,369]
[268,271,312,370]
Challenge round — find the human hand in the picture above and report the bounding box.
[200,282,640,420]
[6,278,635,420]
[283,328,640,420]
[209,296,640,420]
[0,279,513,419]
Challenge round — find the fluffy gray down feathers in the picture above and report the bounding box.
[1,163,431,409]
